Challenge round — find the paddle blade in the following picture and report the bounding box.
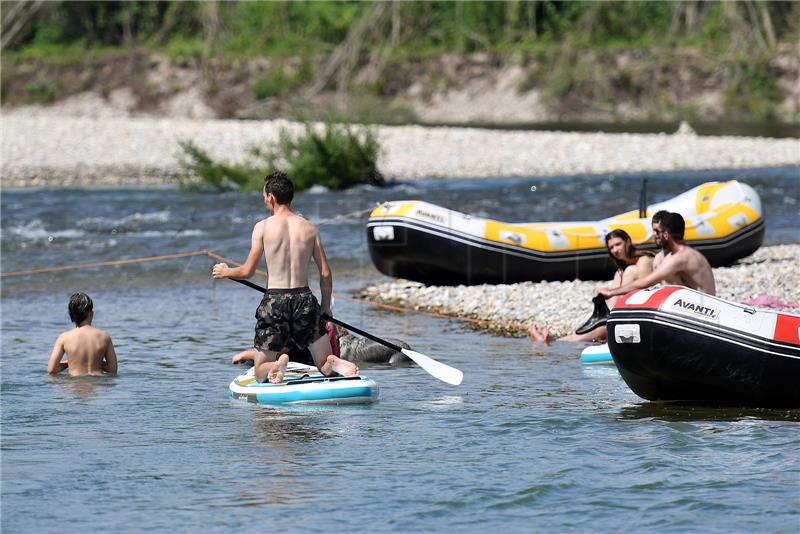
[402,349,463,385]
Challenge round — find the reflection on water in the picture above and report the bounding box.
[618,402,800,423]
[250,409,335,446]
[429,396,464,405]
[48,374,117,401]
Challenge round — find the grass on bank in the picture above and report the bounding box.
[9,2,797,62]
[178,121,384,192]
[4,2,797,122]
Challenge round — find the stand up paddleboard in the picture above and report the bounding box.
[580,343,614,365]
[229,362,379,405]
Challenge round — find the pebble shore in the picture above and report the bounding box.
[2,110,800,187]
[357,244,800,338]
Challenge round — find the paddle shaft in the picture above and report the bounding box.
[229,278,404,353]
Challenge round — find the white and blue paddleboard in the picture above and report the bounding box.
[579,343,615,365]
[229,362,379,405]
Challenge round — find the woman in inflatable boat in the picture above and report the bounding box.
[530,229,654,344]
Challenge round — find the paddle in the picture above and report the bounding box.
[228,278,464,385]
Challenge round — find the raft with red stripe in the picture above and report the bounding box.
[607,285,800,406]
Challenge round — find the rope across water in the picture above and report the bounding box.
[1,248,510,328]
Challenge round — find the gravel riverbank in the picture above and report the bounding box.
[2,111,800,187]
[357,244,800,338]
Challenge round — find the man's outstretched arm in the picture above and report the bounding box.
[212,222,264,280]
[599,255,683,298]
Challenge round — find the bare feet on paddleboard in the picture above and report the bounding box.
[321,354,359,377]
[267,354,290,383]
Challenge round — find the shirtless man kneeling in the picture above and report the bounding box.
[48,292,118,376]
[597,211,715,300]
[212,171,358,383]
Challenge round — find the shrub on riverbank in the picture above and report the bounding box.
[178,121,384,192]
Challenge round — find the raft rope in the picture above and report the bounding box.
[0,248,515,329]
[0,250,211,278]
[0,205,374,279]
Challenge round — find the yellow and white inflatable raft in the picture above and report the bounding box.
[366,180,763,285]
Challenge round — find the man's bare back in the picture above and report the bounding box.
[49,326,118,376]
[654,243,715,295]
[260,212,320,290]
[599,212,716,299]
[49,292,118,376]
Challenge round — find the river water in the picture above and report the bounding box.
[2,168,799,532]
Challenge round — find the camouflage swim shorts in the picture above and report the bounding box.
[254,287,326,353]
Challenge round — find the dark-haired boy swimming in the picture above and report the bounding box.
[47,292,118,376]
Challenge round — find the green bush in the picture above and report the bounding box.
[277,121,384,190]
[723,58,783,121]
[342,94,419,125]
[252,60,313,100]
[163,36,203,60]
[178,121,384,192]
[25,80,59,104]
[177,140,260,191]
[251,72,286,100]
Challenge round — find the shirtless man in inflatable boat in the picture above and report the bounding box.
[531,210,716,344]
[598,210,716,299]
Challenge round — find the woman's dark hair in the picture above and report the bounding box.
[605,229,653,271]
[263,171,294,205]
[68,292,93,325]
[661,211,686,240]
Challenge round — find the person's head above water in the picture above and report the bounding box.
[68,292,93,326]
[263,171,294,212]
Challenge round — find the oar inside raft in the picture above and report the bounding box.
[227,278,464,386]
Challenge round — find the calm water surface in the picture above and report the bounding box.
[2,169,799,532]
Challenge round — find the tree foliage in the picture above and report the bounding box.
[5,1,798,57]
[4,1,797,121]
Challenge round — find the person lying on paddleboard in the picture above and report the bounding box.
[530,228,654,344]
[48,292,118,376]
[212,171,358,383]
[597,210,716,299]
[335,324,413,365]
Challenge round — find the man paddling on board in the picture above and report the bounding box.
[212,171,358,383]
[598,211,716,299]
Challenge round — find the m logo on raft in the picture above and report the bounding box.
[671,298,720,319]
